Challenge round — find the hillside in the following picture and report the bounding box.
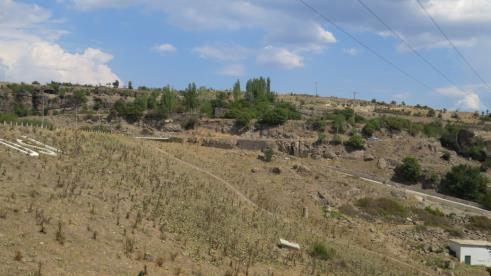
[2,81,491,275]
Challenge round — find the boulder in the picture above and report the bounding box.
[293,164,311,176]
[377,158,387,169]
[364,154,375,161]
[270,167,282,174]
[323,151,337,160]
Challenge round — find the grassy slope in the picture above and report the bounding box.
[0,126,481,275]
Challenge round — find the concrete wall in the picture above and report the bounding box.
[449,243,491,267]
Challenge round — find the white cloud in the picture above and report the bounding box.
[218,64,245,77]
[153,43,176,54]
[436,85,482,110]
[457,93,481,111]
[343,48,359,56]
[392,92,410,101]
[435,86,467,97]
[0,0,119,85]
[257,46,303,69]
[192,44,251,61]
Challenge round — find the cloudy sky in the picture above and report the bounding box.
[1,0,491,110]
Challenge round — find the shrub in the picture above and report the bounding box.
[424,206,444,217]
[468,216,491,232]
[182,116,199,130]
[441,151,451,161]
[394,156,421,184]
[310,242,334,261]
[263,148,273,162]
[0,113,18,123]
[345,133,365,150]
[317,132,327,144]
[259,107,288,126]
[480,193,491,210]
[331,115,346,134]
[356,197,408,220]
[423,121,444,137]
[308,117,326,131]
[14,104,30,117]
[235,110,254,128]
[362,119,381,137]
[439,165,488,202]
[330,135,342,145]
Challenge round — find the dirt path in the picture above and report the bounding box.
[325,165,491,217]
[153,144,434,276]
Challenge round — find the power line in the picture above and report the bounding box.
[415,0,491,92]
[298,0,434,92]
[357,0,488,111]
[355,0,468,95]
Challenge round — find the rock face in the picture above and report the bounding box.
[276,140,312,157]
[201,138,236,149]
[237,139,276,151]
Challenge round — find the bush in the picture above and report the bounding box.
[468,216,491,231]
[356,197,408,220]
[310,242,334,261]
[331,115,346,134]
[479,193,491,210]
[394,156,421,184]
[14,104,30,117]
[317,132,327,144]
[362,119,381,137]
[439,165,488,202]
[330,135,342,145]
[441,151,451,161]
[308,117,326,131]
[263,148,273,162]
[345,133,365,150]
[235,111,253,128]
[182,116,199,130]
[423,121,444,137]
[0,113,18,123]
[259,107,288,126]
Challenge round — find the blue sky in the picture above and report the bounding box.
[1,0,491,111]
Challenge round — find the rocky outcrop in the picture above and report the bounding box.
[201,138,236,149]
[237,139,276,151]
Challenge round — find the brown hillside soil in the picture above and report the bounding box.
[0,126,486,275]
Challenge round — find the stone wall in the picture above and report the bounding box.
[236,139,276,151]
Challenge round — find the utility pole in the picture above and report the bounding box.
[353,91,358,101]
[41,92,45,128]
[315,81,318,97]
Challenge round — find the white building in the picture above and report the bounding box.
[448,239,491,266]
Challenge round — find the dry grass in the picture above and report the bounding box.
[0,125,470,275]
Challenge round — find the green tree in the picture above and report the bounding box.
[112,80,119,89]
[160,86,176,114]
[395,156,422,183]
[128,81,133,90]
[362,119,381,137]
[440,165,488,201]
[345,133,365,150]
[232,80,241,102]
[73,90,87,107]
[332,115,346,134]
[183,82,198,111]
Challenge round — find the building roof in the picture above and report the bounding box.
[449,239,491,247]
